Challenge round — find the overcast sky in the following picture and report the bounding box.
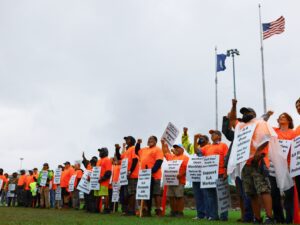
[0,0,299,173]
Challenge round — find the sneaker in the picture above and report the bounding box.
[176,212,184,217]
[253,217,263,224]
[264,217,275,224]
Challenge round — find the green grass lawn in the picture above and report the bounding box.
[0,207,241,225]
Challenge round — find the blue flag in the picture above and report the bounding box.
[216,54,227,72]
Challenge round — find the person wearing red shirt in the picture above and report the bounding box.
[135,136,164,216]
[115,136,138,216]
[162,140,189,217]
[0,169,8,206]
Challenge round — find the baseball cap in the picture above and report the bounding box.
[63,161,70,165]
[124,136,136,145]
[240,107,256,116]
[173,144,184,149]
[209,130,222,136]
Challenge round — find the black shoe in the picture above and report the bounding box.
[169,211,176,217]
[253,217,263,224]
[264,217,275,224]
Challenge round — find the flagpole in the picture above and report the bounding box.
[215,46,218,130]
[259,4,267,113]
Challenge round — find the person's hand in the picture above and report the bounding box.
[115,144,121,150]
[266,110,274,116]
[137,139,142,144]
[194,133,202,139]
[183,127,188,135]
[232,99,237,106]
[161,139,166,145]
[122,143,126,148]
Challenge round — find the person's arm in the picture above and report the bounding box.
[135,139,142,155]
[182,128,194,155]
[99,171,112,182]
[115,144,121,160]
[129,158,138,174]
[229,99,237,128]
[222,116,235,142]
[260,110,274,121]
[152,160,163,174]
[193,134,202,156]
[82,152,89,168]
[161,140,171,157]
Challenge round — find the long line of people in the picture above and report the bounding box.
[0,97,299,225]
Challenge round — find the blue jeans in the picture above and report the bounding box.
[236,177,253,222]
[50,189,55,208]
[205,188,228,220]
[192,182,207,218]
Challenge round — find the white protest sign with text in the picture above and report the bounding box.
[89,167,101,190]
[216,178,231,214]
[119,158,128,186]
[161,122,180,147]
[186,156,203,182]
[290,136,300,177]
[235,123,257,164]
[55,186,62,201]
[136,169,152,200]
[201,155,219,188]
[0,179,3,191]
[111,183,120,203]
[40,171,48,187]
[163,160,183,186]
[77,170,91,194]
[54,168,62,184]
[68,175,77,192]
[279,140,292,159]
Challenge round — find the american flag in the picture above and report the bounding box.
[262,16,285,40]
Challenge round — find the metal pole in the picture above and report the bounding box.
[232,54,237,99]
[215,47,218,130]
[259,4,267,113]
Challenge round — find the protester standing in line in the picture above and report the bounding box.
[17,170,26,207]
[24,170,34,207]
[197,130,229,221]
[135,136,164,216]
[115,136,139,216]
[7,172,18,207]
[162,141,189,217]
[38,163,53,209]
[72,163,83,210]
[181,128,210,220]
[60,161,74,208]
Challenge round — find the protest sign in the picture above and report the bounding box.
[79,191,84,199]
[53,168,62,184]
[235,123,257,164]
[290,136,300,177]
[8,184,16,191]
[161,122,180,147]
[55,186,62,201]
[68,175,77,192]
[163,160,182,186]
[216,178,231,214]
[77,170,91,194]
[39,171,48,187]
[136,169,152,200]
[119,158,128,186]
[201,155,219,188]
[186,156,203,182]
[90,167,101,190]
[111,183,120,203]
[279,140,292,159]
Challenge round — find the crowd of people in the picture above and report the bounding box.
[0,97,299,225]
